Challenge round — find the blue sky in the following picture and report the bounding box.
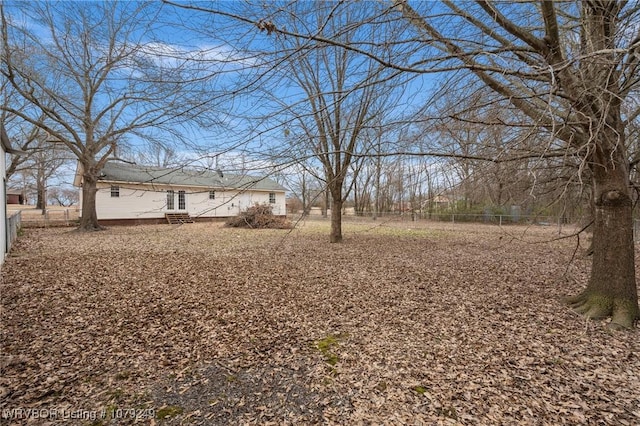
[3,1,447,199]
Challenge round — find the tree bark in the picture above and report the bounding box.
[35,162,46,213]
[563,2,639,329]
[78,169,104,231]
[567,144,639,329]
[36,185,45,213]
[330,196,343,243]
[323,187,329,218]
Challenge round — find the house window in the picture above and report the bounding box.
[111,185,120,198]
[167,190,174,210]
[178,190,186,210]
[209,190,216,200]
[269,192,276,204]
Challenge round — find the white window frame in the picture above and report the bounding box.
[167,190,175,210]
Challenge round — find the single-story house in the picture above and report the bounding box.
[73,161,287,225]
[423,195,452,211]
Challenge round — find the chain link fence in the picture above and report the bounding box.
[338,211,572,226]
[9,208,79,228]
[343,212,640,243]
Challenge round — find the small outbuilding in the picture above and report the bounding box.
[73,161,288,225]
[6,190,26,205]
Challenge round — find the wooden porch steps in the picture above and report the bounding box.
[165,213,194,224]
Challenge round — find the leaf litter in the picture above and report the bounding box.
[0,219,638,425]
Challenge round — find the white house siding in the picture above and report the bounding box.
[1,143,7,265]
[95,182,286,220]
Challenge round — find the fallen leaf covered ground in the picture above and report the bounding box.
[1,219,638,425]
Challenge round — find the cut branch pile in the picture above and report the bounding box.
[225,203,292,229]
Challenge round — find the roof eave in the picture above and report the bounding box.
[98,178,286,192]
[1,124,26,155]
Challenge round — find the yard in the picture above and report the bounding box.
[6,205,80,228]
[1,219,638,425]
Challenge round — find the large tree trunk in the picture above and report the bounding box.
[568,145,639,329]
[330,196,343,243]
[36,165,45,214]
[566,3,639,329]
[329,182,344,243]
[78,170,104,231]
[323,187,330,218]
[36,185,45,213]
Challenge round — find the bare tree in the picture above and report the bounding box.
[1,76,48,180]
[131,143,188,168]
[19,136,71,212]
[393,1,640,328]
[280,160,324,217]
[284,52,393,241]
[2,100,71,213]
[2,121,45,182]
[1,2,221,230]
[175,1,410,242]
[165,1,640,328]
[48,187,79,207]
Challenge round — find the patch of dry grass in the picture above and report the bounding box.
[1,219,638,425]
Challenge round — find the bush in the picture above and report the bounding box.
[225,203,292,229]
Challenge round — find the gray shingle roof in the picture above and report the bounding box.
[99,161,287,192]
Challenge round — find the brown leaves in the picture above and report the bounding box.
[255,20,277,36]
[1,220,639,424]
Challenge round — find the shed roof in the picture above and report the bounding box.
[97,161,287,192]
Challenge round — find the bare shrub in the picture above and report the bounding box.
[225,203,292,229]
